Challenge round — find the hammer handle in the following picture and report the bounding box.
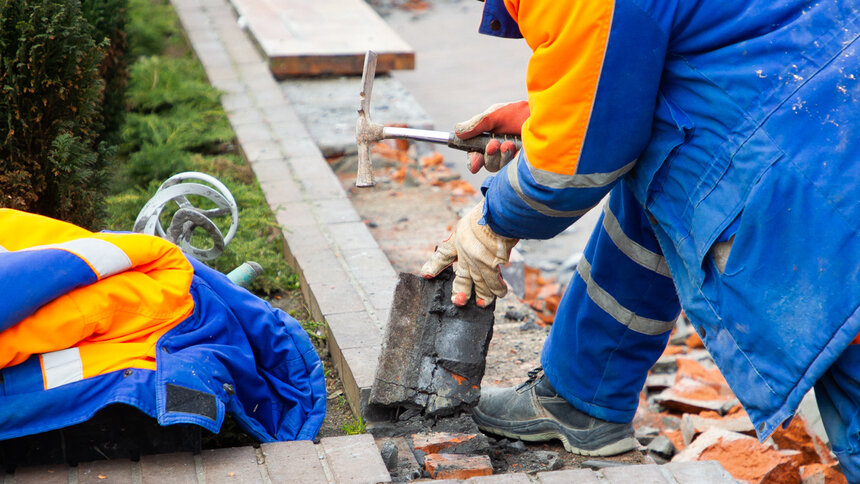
[447,133,522,154]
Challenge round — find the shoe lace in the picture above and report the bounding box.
[515,366,544,393]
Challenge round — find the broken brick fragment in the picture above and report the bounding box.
[772,416,836,467]
[424,453,493,480]
[698,437,801,484]
[411,432,481,455]
[800,463,847,484]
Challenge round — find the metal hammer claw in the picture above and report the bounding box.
[355,50,522,188]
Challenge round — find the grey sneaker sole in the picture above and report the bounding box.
[472,408,637,456]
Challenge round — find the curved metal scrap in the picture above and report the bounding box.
[133,172,239,261]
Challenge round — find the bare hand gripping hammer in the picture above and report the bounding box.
[355,50,522,187]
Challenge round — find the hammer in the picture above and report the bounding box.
[356,50,522,187]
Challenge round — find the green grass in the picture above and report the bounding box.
[103,0,297,296]
[341,417,366,436]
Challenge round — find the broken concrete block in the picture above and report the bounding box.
[412,432,489,455]
[647,435,676,459]
[370,269,495,416]
[655,381,738,415]
[424,453,493,480]
[681,412,755,445]
[375,436,422,481]
[380,439,398,470]
[645,373,675,393]
[503,450,562,473]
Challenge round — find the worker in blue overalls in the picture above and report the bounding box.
[421,0,860,480]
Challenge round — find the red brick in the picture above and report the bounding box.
[412,432,479,454]
[800,463,847,484]
[424,453,492,480]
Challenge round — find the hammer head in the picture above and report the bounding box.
[356,51,384,188]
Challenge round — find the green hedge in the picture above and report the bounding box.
[0,0,110,228]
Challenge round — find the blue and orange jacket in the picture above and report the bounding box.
[0,209,325,441]
[479,0,860,440]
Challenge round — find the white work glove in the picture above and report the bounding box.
[454,101,529,174]
[420,203,518,308]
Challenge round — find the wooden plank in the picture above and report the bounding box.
[229,0,414,77]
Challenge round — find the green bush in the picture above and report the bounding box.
[81,0,130,140]
[126,0,181,58]
[0,0,109,228]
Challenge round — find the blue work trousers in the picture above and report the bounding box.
[541,182,859,482]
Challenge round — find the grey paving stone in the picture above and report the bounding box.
[537,469,601,483]
[664,461,736,483]
[233,122,273,145]
[320,434,391,484]
[326,311,383,351]
[296,248,350,286]
[600,464,671,484]
[274,201,318,229]
[12,465,71,484]
[221,93,256,112]
[343,248,399,280]
[212,79,246,95]
[279,222,329,268]
[358,275,397,311]
[227,107,266,127]
[261,104,303,124]
[253,158,297,188]
[311,198,361,225]
[237,62,272,83]
[244,76,280,94]
[309,279,366,316]
[201,447,263,483]
[288,156,347,200]
[204,64,241,84]
[252,88,286,107]
[240,139,283,163]
[261,441,326,484]
[257,177,305,211]
[340,345,381,398]
[327,221,382,252]
[78,459,135,484]
[140,452,197,484]
[466,473,532,483]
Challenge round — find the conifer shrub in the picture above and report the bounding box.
[81,0,130,140]
[0,0,109,228]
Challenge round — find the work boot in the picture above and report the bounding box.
[472,368,637,456]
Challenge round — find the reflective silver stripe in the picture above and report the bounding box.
[0,244,6,252]
[28,238,132,279]
[41,348,83,389]
[507,160,593,218]
[602,204,672,278]
[527,159,636,189]
[577,258,676,335]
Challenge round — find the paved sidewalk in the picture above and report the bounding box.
[5,434,735,483]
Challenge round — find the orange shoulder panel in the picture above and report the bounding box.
[510,0,615,175]
[0,230,194,378]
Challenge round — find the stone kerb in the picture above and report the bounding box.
[171,0,396,417]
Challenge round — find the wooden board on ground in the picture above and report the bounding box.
[229,0,415,78]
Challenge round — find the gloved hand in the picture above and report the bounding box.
[420,203,518,307]
[454,101,529,174]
